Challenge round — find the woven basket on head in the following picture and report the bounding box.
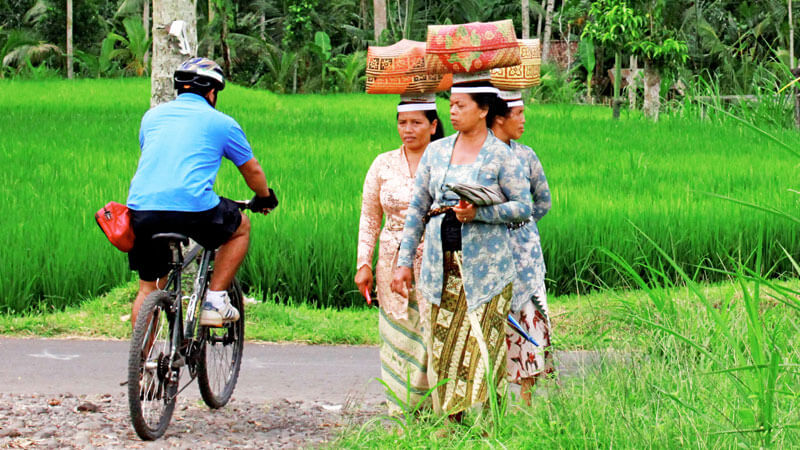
[366,39,452,94]
[424,20,521,74]
[491,39,541,89]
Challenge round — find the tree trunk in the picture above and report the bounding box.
[143,0,150,68]
[66,0,73,78]
[541,0,555,62]
[151,0,197,107]
[790,0,799,129]
[628,55,637,109]
[221,4,231,76]
[521,0,530,39]
[208,0,215,59]
[536,0,545,38]
[643,61,661,121]
[612,51,621,119]
[259,13,265,40]
[360,0,368,30]
[373,0,387,42]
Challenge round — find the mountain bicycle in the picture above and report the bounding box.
[127,202,252,440]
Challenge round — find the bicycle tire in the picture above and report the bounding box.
[197,279,245,408]
[128,290,179,440]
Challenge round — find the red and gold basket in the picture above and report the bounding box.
[366,39,453,94]
[425,20,521,74]
[491,39,541,89]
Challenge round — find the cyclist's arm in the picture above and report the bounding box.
[237,157,271,198]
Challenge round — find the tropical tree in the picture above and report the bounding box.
[1,27,60,76]
[629,0,688,120]
[582,0,643,118]
[107,17,150,76]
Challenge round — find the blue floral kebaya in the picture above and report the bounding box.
[507,140,551,312]
[397,131,532,311]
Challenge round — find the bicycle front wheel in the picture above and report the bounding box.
[128,291,179,440]
[197,279,245,408]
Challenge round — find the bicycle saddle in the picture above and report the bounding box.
[151,233,190,246]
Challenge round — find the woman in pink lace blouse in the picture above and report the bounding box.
[355,94,444,413]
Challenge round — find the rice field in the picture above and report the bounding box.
[1,78,798,313]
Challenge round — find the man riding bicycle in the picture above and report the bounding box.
[127,57,277,328]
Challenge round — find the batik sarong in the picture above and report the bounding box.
[379,291,430,414]
[506,285,554,382]
[427,251,512,415]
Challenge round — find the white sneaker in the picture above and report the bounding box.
[199,300,240,327]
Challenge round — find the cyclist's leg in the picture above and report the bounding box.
[129,210,172,328]
[131,278,167,329]
[209,213,250,291]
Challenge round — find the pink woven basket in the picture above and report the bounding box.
[366,39,453,94]
[425,20,521,74]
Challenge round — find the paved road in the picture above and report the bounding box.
[0,337,603,407]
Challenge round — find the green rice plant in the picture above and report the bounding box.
[1,79,799,312]
[604,224,800,447]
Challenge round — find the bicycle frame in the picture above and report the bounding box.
[159,240,216,381]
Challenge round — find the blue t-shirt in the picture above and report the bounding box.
[127,93,254,212]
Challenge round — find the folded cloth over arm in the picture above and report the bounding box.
[445,183,506,206]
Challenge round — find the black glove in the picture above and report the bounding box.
[249,188,278,212]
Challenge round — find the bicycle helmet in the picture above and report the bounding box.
[173,57,225,91]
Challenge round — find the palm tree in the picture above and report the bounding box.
[1,29,61,76]
[108,17,151,76]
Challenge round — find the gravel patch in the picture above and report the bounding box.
[0,392,379,449]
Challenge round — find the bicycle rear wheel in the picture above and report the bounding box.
[128,291,179,440]
[197,279,245,408]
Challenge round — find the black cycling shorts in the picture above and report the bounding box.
[128,197,243,281]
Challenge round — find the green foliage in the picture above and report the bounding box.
[105,17,150,76]
[581,0,643,53]
[329,50,366,93]
[282,0,316,50]
[530,62,582,103]
[74,35,117,77]
[0,26,59,76]
[577,36,595,97]
[632,36,687,68]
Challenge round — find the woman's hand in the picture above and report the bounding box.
[453,199,477,223]
[354,265,373,303]
[391,266,413,298]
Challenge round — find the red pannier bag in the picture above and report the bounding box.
[95,201,135,252]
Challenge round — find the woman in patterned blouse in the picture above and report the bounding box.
[355,94,444,414]
[493,90,554,405]
[392,74,532,418]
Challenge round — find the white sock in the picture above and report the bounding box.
[205,290,228,309]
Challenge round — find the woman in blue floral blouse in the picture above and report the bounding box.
[493,90,554,405]
[391,73,532,417]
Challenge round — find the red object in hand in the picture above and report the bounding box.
[364,290,372,305]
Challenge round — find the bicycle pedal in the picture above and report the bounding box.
[171,357,186,369]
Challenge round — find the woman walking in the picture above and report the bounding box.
[355,94,444,414]
[492,90,554,405]
[392,74,532,417]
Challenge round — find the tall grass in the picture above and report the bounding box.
[0,79,798,312]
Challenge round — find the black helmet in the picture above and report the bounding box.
[173,57,225,91]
